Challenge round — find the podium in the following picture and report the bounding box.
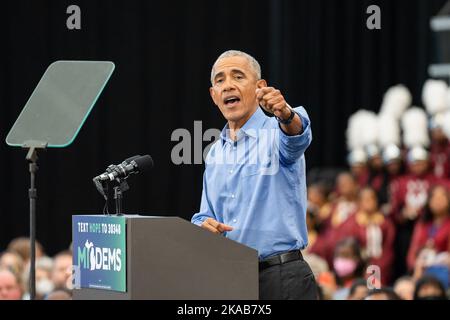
[72,215,259,300]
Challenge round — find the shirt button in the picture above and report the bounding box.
[229,170,233,174]
[233,219,237,223]
[231,194,235,198]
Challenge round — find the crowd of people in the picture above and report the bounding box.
[0,238,72,300]
[303,80,450,299]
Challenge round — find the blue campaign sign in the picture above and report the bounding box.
[72,215,126,292]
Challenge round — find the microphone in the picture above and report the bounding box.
[104,155,142,174]
[94,155,154,182]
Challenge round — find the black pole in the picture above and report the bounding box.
[26,148,39,300]
[28,161,37,300]
[24,142,46,300]
[114,186,123,215]
[113,180,129,216]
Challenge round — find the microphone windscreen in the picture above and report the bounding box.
[124,155,141,163]
[134,155,154,172]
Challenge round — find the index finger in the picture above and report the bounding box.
[256,87,274,99]
[205,218,220,229]
[217,223,234,233]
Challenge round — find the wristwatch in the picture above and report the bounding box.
[275,106,296,125]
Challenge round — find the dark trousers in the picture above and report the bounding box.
[259,258,318,300]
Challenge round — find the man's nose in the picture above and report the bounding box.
[222,78,235,92]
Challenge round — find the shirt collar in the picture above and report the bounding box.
[220,107,266,145]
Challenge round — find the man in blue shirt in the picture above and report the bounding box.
[191,50,317,300]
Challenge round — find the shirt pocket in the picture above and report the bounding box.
[239,165,265,203]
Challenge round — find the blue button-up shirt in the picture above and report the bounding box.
[191,106,312,259]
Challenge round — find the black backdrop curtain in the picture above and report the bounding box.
[0,0,446,254]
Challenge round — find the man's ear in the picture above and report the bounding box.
[209,87,218,106]
[256,79,267,89]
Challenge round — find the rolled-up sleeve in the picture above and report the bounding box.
[191,170,216,226]
[278,106,312,164]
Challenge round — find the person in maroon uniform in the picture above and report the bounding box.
[389,146,438,279]
[305,183,332,258]
[365,145,386,195]
[389,147,437,223]
[339,187,395,285]
[383,144,404,185]
[381,144,405,215]
[429,116,450,180]
[347,149,370,189]
[313,172,359,266]
[407,184,450,271]
[422,79,450,180]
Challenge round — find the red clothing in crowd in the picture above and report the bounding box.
[389,174,438,224]
[310,198,358,266]
[406,216,450,271]
[430,140,450,180]
[338,211,396,285]
[355,168,369,188]
[306,203,333,258]
[369,171,384,193]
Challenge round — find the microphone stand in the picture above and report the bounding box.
[113,180,129,216]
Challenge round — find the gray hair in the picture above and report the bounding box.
[36,256,54,272]
[210,50,261,84]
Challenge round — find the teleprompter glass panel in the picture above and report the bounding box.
[6,61,115,148]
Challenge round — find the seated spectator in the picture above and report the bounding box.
[428,113,450,180]
[347,278,368,300]
[0,267,23,300]
[45,288,72,300]
[412,247,450,288]
[407,184,450,271]
[0,251,24,278]
[414,275,448,300]
[338,187,395,285]
[51,251,72,290]
[307,182,332,224]
[393,276,415,300]
[383,144,404,184]
[332,237,366,300]
[347,149,369,189]
[6,237,44,265]
[35,256,54,284]
[364,287,400,300]
[328,173,359,229]
[381,145,404,215]
[22,256,55,299]
[365,145,389,205]
[389,148,438,279]
[305,186,330,259]
[313,173,359,265]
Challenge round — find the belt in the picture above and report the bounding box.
[259,250,303,271]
